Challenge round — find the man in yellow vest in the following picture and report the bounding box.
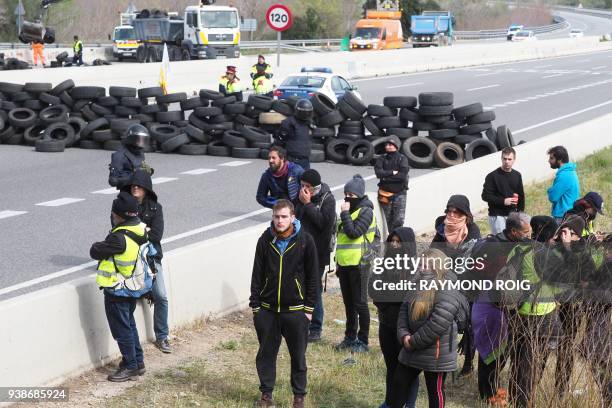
[335,174,377,353]
[218,65,243,101]
[252,66,273,97]
[251,54,273,81]
[72,35,83,66]
[90,192,148,382]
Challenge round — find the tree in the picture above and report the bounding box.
[286,6,321,39]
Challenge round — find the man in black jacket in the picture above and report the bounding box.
[279,99,314,170]
[108,124,154,189]
[123,170,170,354]
[250,199,318,408]
[374,135,409,231]
[295,169,336,343]
[481,147,525,235]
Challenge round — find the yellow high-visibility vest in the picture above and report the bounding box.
[336,207,376,267]
[96,223,146,288]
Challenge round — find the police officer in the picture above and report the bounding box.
[253,66,273,97]
[72,35,83,66]
[251,54,273,81]
[279,99,315,170]
[108,124,153,189]
[219,65,243,102]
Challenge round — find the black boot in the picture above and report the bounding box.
[119,360,146,375]
[107,366,139,382]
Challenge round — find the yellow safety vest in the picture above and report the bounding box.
[253,75,273,94]
[73,40,83,54]
[96,223,146,288]
[517,248,557,316]
[582,220,594,238]
[251,63,273,78]
[336,207,377,267]
[219,76,242,94]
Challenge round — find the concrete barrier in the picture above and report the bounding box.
[1,112,611,389]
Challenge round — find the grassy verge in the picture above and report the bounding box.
[108,148,611,408]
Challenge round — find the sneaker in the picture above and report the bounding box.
[119,360,146,375]
[308,331,322,343]
[352,339,369,353]
[154,338,171,354]
[293,395,305,408]
[107,366,138,382]
[334,337,355,351]
[254,392,275,408]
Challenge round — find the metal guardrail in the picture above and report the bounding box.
[554,5,612,20]
[454,16,568,40]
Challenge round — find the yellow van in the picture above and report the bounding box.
[350,10,403,51]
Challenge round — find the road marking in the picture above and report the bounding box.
[484,106,495,110]
[592,66,606,70]
[514,99,612,135]
[506,101,521,105]
[542,74,563,79]
[574,59,590,63]
[467,84,500,92]
[0,175,377,296]
[492,104,507,108]
[0,210,27,220]
[386,82,423,89]
[152,177,179,184]
[91,187,119,195]
[474,72,499,77]
[219,161,251,167]
[516,99,529,102]
[35,198,85,207]
[534,64,552,68]
[180,168,218,175]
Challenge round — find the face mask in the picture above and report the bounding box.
[345,197,359,205]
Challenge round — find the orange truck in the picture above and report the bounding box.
[350,10,403,51]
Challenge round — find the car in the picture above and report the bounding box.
[569,29,584,38]
[512,30,536,42]
[507,25,524,41]
[273,67,361,103]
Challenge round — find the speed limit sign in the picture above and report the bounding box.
[266,4,292,32]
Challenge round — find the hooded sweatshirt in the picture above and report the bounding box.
[547,162,580,218]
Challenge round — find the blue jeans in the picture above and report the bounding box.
[309,266,326,334]
[151,262,169,341]
[104,293,143,370]
[289,156,310,171]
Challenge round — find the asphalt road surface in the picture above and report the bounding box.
[1,13,611,300]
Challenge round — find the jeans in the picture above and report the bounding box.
[288,156,310,171]
[309,265,326,334]
[151,262,169,341]
[381,192,406,232]
[488,216,507,235]
[104,294,143,370]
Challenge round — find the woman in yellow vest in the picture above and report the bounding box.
[218,65,243,102]
[335,174,377,353]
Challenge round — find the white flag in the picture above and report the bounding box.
[159,44,170,94]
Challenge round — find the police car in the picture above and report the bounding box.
[273,67,361,103]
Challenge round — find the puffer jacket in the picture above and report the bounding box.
[280,116,312,160]
[397,271,469,372]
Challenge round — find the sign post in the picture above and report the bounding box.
[266,4,292,67]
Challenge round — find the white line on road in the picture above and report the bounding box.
[574,59,590,63]
[35,198,85,207]
[0,210,27,220]
[0,176,377,296]
[219,161,252,167]
[592,66,606,70]
[534,64,552,68]
[492,104,507,108]
[91,187,119,195]
[152,177,179,184]
[180,168,218,175]
[467,84,500,92]
[386,82,424,89]
[474,72,499,77]
[484,107,495,110]
[542,74,563,79]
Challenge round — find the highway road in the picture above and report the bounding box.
[1,12,611,301]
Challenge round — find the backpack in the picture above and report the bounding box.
[495,245,534,308]
[110,230,157,298]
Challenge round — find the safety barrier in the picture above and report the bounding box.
[455,16,568,40]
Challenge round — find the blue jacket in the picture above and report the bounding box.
[256,162,304,208]
[547,162,580,218]
[270,219,301,254]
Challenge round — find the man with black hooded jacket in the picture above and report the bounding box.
[123,170,170,354]
[295,169,336,343]
[108,124,154,189]
[279,99,315,170]
[374,135,409,231]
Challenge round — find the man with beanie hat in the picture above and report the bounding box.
[295,169,336,342]
[374,135,409,231]
[90,192,148,382]
[335,174,378,353]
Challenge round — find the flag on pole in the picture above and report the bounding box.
[159,44,170,95]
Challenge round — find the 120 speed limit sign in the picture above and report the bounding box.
[266,4,292,32]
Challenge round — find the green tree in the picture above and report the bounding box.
[286,6,322,40]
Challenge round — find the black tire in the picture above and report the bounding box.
[374,116,403,129]
[252,141,272,149]
[224,103,247,115]
[362,116,383,137]
[73,99,90,111]
[452,103,483,120]
[115,105,138,117]
[39,105,69,125]
[235,114,257,126]
[0,82,23,94]
[59,91,74,108]
[199,89,225,100]
[81,117,109,138]
[240,125,270,143]
[346,139,374,166]
[310,93,335,116]
[402,136,436,168]
[367,104,396,117]
[467,111,496,125]
[4,132,23,145]
[326,138,351,163]
[71,86,105,100]
[39,92,61,105]
[138,87,164,99]
[35,138,65,152]
[194,106,223,118]
[439,120,461,130]
[317,110,344,127]
[96,96,119,107]
[337,99,363,120]
[132,114,154,123]
[90,103,113,116]
[309,149,325,163]
[110,118,139,135]
[399,108,421,123]
[209,114,234,124]
[45,122,76,146]
[211,96,237,107]
[0,126,16,144]
[150,124,180,142]
[1,101,18,111]
[460,123,492,135]
[109,86,137,98]
[120,97,142,108]
[455,134,482,146]
[80,105,99,122]
[179,143,208,155]
[156,110,184,123]
[418,92,453,106]
[465,139,498,161]
[337,133,362,142]
[92,129,114,143]
[23,124,46,145]
[24,82,52,93]
[312,127,336,138]
[421,115,452,124]
[384,96,417,109]
[67,116,87,138]
[259,149,270,160]
[232,147,260,158]
[156,92,187,104]
[8,108,37,128]
[142,104,163,114]
[223,130,248,148]
[340,119,364,130]
[78,140,103,149]
[342,91,367,114]
[485,127,497,143]
[247,94,273,111]
[180,97,204,111]
[387,127,417,140]
[434,142,464,168]
[188,114,210,131]
[417,105,453,116]
[496,125,511,149]
[161,133,190,153]
[104,139,123,151]
[185,124,211,144]
[208,144,231,157]
[429,128,458,140]
[51,79,75,96]
[271,100,293,116]
[22,100,45,111]
[507,128,515,147]
[11,92,34,103]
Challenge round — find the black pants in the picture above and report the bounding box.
[477,354,507,399]
[337,265,370,344]
[254,309,310,396]
[391,363,447,408]
[461,302,475,370]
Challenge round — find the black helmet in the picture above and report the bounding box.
[294,99,313,121]
[125,124,150,148]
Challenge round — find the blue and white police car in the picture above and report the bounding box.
[273,67,362,103]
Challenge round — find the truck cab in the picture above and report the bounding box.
[183,4,240,59]
[350,10,403,51]
[410,11,453,47]
[112,25,138,61]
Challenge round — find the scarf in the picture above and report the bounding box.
[272,161,289,178]
[273,223,294,240]
[444,213,468,246]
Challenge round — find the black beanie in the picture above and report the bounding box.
[301,169,321,187]
[112,191,139,219]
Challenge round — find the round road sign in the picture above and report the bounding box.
[266,4,293,32]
